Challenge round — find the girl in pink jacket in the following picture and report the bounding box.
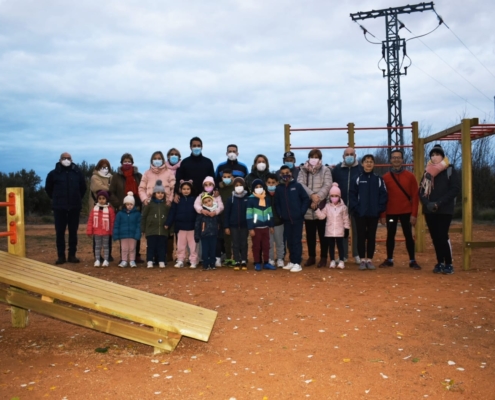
[315,183,350,269]
[139,151,176,206]
[87,190,116,267]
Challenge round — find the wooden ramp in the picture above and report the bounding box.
[0,251,217,353]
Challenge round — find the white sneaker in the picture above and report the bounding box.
[174,261,184,268]
[290,263,302,272]
[283,262,294,270]
[355,256,361,264]
[215,257,222,267]
[159,262,166,268]
[277,259,285,268]
[118,261,128,268]
[189,264,197,269]
[268,259,275,266]
[337,260,345,269]
[129,261,137,268]
[329,260,336,268]
[102,260,109,267]
[147,261,154,269]
[94,260,100,267]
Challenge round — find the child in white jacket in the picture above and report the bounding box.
[315,183,350,269]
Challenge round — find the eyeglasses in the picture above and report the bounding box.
[390,157,403,160]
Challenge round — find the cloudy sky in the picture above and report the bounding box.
[1,0,494,181]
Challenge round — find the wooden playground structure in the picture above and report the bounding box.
[284,118,495,270]
[0,188,217,354]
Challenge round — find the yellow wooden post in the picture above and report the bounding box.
[461,119,473,270]
[347,122,355,148]
[284,124,291,153]
[415,136,426,252]
[5,187,28,327]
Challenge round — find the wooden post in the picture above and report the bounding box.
[461,119,473,270]
[6,187,28,327]
[347,122,355,148]
[284,124,291,153]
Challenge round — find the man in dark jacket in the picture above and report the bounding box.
[276,151,300,181]
[215,144,249,186]
[45,152,87,265]
[331,147,363,263]
[275,165,310,273]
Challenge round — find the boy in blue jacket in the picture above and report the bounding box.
[349,154,388,271]
[275,165,311,273]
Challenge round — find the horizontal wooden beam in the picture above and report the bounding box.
[464,242,495,249]
[424,118,479,144]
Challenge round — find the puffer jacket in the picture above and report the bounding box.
[141,199,170,236]
[194,193,224,215]
[139,165,176,204]
[194,212,219,242]
[113,207,141,241]
[45,162,87,210]
[246,194,274,230]
[349,171,388,218]
[86,205,116,236]
[315,201,350,237]
[165,195,197,232]
[274,179,311,223]
[419,166,460,215]
[109,166,142,210]
[88,169,112,211]
[297,163,333,220]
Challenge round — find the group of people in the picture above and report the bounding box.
[45,139,460,274]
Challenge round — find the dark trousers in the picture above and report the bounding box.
[53,208,81,258]
[305,218,328,258]
[355,216,379,259]
[201,235,217,268]
[285,220,304,265]
[328,237,344,261]
[146,235,167,263]
[251,227,270,264]
[425,213,453,264]
[231,227,248,262]
[386,213,415,260]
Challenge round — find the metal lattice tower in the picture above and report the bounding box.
[350,2,434,153]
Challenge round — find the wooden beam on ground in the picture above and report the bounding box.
[464,242,495,249]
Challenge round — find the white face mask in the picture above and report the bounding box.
[234,186,244,194]
[254,187,264,195]
[227,152,237,161]
[61,160,71,167]
[256,162,266,172]
[309,158,320,166]
[100,167,109,174]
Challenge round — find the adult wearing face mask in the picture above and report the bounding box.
[139,151,176,207]
[165,148,182,176]
[276,151,300,181]
[45,152,87,265]
[245,154,270,192]
[331,147,363,264]
[174,137,215,196]
[297,149,333,267]
[89,159,114,262]
[419,144,460,275]
[215,144,249,187]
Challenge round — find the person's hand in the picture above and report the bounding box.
[379,217,386,225]
[311,201,318,210]
[166,201,171,206]
[310,194,320,203]
[426,202,438,212]
[249,229,255,237]
[410,216,417,226]
[269,227,274,234]
[225,228,231,235]
[164,225,169,230]
[174,194,180,204]
[201,210,210,216]
[213,189,220,198]
[143,198,150,206]
[209,211,216,217]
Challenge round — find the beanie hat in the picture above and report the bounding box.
[96,190,110,201]
[123,191,135,205]
[201,193,214,203]
[429,144,445,158]
[233,177,245,186]
[153,180,165,193]
[203,176,215,186]
[329,182,341,197]
[251,178,265,192]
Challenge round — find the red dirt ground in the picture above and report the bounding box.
[1,222,495,400]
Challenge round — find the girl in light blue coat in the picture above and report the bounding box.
[113,192,141,268]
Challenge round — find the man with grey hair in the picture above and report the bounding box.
[45,152,87,265]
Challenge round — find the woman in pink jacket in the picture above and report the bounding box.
[315,183,350,269]
[139,151,176,206]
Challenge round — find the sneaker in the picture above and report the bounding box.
[263,263,276,270]
[241,261,247,270]
[159,262,166,268]
[277,259,285,268]
[432,263,444,274]
[233,263,240,271]
[190,264,197,269]
[118,261,128,268]
[337,260,345,269]
[268,259,275,266]
[354,256,361,264]
[129,261,137,268]
[329,260,336,268]
[254,263,262,271]
[147,261,154,269]
[215,257,222,267]
[409,260,421,270]
[359,261,367,270]
[442,264,454,275]
[366,260,376,270]
[174,261,184,268]
[379,259,394,268]
[290,263,302,272]
[283,262,294,270]
[94,260,101,267]
[223,259,235,267]
[102,260,109,267]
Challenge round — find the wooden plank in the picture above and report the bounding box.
[10,286,29,328]
[153,327,180,354]
[424,118,479,144]
[0,287,181,352]
[464,242,495,249]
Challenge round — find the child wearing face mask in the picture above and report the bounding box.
[247,179,275,271]
[139,151,176,207]
[217,169,235,266]
[193,176,224,215]
[315,183,350,269]
[245,154,270,192]
[113,192,141,268]
[224,177,249,270]
[265,173,285,268]
[87,190,116,267]
[194,194,220,271]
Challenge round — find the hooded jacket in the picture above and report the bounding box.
[113,207,141,241]
[141,199,170,236]
[45,162,87,210]
[274,179,311,223]
[165,195,197,232]
[86,205,116,236]
[246,192,274,230]
[349,171,388,218]
[139,162,176,204]
[315,200,350,237]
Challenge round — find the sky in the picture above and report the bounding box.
[1,0,494,182]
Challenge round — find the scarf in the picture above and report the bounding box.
[123,167,138,195]
[232,190,247,200]
[421,157,450,198]
[165,160,181,173]
[93,204,110,231]
[97,170,111,179]
[150,163,167,174]
[303,160,322,174]
[203,201,218,212]
[253,191,266,207]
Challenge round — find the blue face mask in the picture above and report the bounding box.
[223,178,232,185]
[284,161,294,169]
[152,159,163,167]
[344,156,355,165]
[192,147,202,156]
[267,185,277,192]
[169,155,179,165]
